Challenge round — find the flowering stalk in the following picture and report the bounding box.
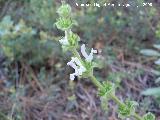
[55,2,155,120]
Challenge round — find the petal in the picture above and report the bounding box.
[86,56,93,62]
[91,48,98,54]
[72,57,82,67]
[81,44,97,62]
[86,48,97,62]
[59,36,69,45]
[155,59,160,65]
[81,44,89,59]
[70,73,75,80]
[67,60,77,70]
[68,57,86,80]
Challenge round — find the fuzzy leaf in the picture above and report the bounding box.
[143,112,155,120]
[141,87,160,97]
[98,82,114,97]
[57,3,71,17]
[140,49,160,56]
[154,59,160,65]
[118,100,138,119]
[155,77,160,83]
[153,44,160,49]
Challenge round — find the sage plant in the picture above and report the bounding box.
[55,2,155,120]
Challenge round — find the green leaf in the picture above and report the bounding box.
[2,15,13,25]
[55,17,74,31]
[0,112,9,120]
[68,31,79,47]
[154,59,160,65]
[153,44,160,49]
[118,100,138,119]
[140,49,160,57]
[57,3,71,17]
[155,77,160,83]
[141,87,160,97]
[143,112,155,120]
[98,82,114,97]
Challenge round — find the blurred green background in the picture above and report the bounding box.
[0,0,160,120]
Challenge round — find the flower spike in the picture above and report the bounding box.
[55,3,155,120]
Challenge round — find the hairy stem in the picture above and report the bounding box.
[89,74,104,89]
[110,94,124,106]
[90,75,142,120]
[111,94,142,120]
[73,48,81,60]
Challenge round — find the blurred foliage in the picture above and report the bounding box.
[142,87,160,99]
[74,0,157,49]
[141,44,160,103]
[0,15,59,65]
[28,0,57,29]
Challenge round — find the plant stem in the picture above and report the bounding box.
[89,74,104,89]
[89,75,143,120]
[73,48,81,59]
[134,113,142,120]
[110,94,123,106]
[89,74,123,106]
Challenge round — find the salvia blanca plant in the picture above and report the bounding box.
[55,2,155,120]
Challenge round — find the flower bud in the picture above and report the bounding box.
[68,31,80,46]
[57,3,71,17]
[143,112,155,120]
[98,82,115,97]
[118,100,138,119]
[55,17,73,31]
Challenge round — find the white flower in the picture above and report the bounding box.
[59,36,69,45]
[59,31,69,45]
[67,57,86,80]
[81,44,97,62]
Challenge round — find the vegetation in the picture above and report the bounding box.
[0,0,159,120]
